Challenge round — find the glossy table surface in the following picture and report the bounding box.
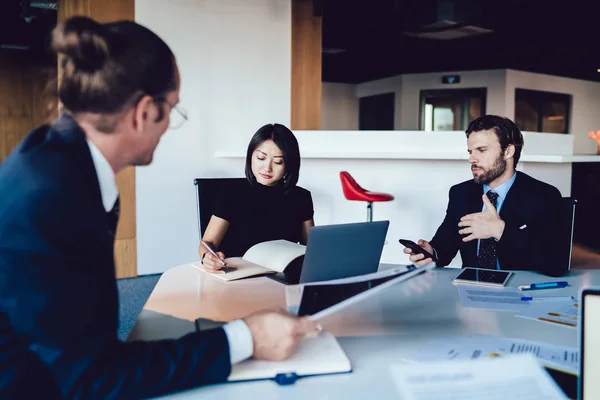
[128,264,599,399]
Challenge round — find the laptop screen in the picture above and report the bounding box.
[582,290,600,399]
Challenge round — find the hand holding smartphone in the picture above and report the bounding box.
[399,239,438,262]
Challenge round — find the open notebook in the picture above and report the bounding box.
[228,330,351,384]
[191,240,306,282]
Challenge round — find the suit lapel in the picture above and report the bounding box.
[498,171,522,220]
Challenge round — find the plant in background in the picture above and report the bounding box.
[588,130,600,154]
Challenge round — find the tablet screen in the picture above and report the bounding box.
[582,291,600,399]
[454,268,511,285]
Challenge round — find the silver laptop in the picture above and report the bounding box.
[579,288,600,399]
[268,220,390,285]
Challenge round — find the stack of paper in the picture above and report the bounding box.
[390,354,567,400]
[403,334,579,375]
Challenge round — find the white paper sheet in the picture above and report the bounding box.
[285,265,413,314]
[403,334,579,375]
[390,354,567,400]
[284,264,435,320]
[457,285,532,312]
[515,299,579,329]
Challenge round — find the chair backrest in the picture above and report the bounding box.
[339,171,366,201]
[559,197,577,271]
[193,178,247,240]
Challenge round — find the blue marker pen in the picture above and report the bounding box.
[520,295,575,302]
[517,281,568,291]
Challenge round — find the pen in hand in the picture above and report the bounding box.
[200,240,236,272]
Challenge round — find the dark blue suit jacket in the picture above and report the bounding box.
[0,115,231,399]
[429,171,566,277]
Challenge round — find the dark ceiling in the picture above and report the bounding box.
[0,0,57,63]
[322,0,600,84]
[2,0,599,84]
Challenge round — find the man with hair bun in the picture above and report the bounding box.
[0,16,318,399]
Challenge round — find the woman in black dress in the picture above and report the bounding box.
[199,123,315,272]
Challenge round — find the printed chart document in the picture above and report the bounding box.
[191,240,306,281]
[403,334,579,375]
[457,285,531,312]
[285,264,435,320]
[390,354,567,400]
[228,331,351,383]
[516,298,579,329]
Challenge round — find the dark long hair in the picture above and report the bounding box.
[51,16,177,132]
[244,124,301,193]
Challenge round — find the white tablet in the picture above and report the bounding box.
[452,267,513,287]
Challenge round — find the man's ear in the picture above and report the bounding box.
[504,144,515,159]
[132,95,154,133]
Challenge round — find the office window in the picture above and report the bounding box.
[420,88,486,131]
[514,89,571,133]
[359,92,395,130]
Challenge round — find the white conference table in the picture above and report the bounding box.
[128,264,600,399]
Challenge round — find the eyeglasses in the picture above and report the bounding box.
[161,99,188,130]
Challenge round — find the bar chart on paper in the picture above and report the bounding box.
[516,299,579,328]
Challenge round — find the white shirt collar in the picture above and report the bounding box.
[86,139,119,212]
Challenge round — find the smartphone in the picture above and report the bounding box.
[399,239,438,262]
[452,267,513,287]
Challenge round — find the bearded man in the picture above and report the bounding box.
[404,115,566,277]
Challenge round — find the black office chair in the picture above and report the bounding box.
[193,177,247,240]
[559,197,577,271]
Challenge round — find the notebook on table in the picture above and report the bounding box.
[191,239,306,282]
[227,330,351,385]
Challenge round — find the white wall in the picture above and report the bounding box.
[398,70,507,130]
[505,70,600,154]
[353,70,507,130]
[355,75,403,129]
[136,0,291,275]
[349,69,600,153]
[321,83,359,130]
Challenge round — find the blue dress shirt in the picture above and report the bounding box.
[479,172,517,269]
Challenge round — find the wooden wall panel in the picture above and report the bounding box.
[115,168,136,239]
[31,67,59,127]
[59,0,137,278]
[58,0,134,23]
[291,0,322,130]
[0,53,43,164]
[114,238,137,279]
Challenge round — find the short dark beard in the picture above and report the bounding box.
[473,153,507,185]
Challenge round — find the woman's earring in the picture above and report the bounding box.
[283,173,289,183]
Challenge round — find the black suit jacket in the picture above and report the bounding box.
[430,171,566,277]
[0,115,231,399]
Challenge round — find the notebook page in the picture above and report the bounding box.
[228,331,351,382]
[190,259,273,282]
[242,240,306,273]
